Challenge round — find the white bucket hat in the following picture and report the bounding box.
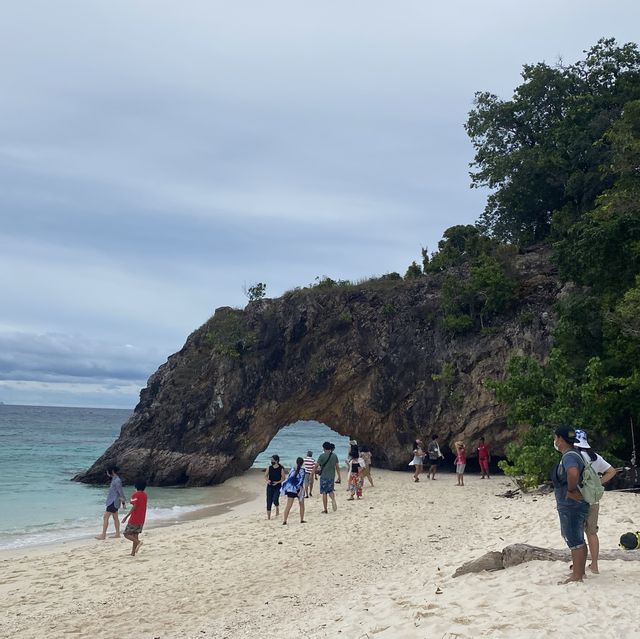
[574,429,590,449]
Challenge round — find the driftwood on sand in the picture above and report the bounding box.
[453,543,640,578]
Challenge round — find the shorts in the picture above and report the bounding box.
[303,473,313,488]
[124,523,143,535]
[456,463,466,474]
[106,503,118,513]
[584,503,599,535]
[285,490,304,501]
[428,458,439,468]
[319,477,335,494]
[557,501,589,549]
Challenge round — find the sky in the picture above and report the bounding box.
[1,1,638,408]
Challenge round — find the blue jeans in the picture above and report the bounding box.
[557,500,589,549]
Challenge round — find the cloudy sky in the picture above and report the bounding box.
[1,1,638,408]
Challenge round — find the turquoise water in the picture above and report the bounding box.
[253,421,351,469]
[0,405,349,550]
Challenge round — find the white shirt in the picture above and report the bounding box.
[578,450,611,474]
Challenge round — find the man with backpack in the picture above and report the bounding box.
[552,426,590,584]
[574,429,617,573]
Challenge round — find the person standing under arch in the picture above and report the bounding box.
[360,445,374,487]
[281,457,306,525]
[303,450,316,498]
[347,446,365,500]
[409,439,425,482]
[454,441,466,486]
[477,437,491,479]
[427,434,443,480]
[266,454,285,519]
[315,442,341,514]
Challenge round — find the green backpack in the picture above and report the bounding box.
[562,450,604,505]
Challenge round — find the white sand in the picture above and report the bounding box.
[2,469,640,638]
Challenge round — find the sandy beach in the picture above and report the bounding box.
[2,469,640,639]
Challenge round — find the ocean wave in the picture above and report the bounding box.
[0,503,215,551]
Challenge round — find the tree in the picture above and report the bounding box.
[554,100,640,299]
[404,261,422,279]
[611,275,640,339]
[489,350,620,485]
[425,225,497,273]
[469,257,516,328]
[465,38,640,244]
[244,282,267,302]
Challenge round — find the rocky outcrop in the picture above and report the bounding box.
[453,543,640,577]
[76,247,560,486]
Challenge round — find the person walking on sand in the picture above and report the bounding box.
[477,437,491,479]
[360,445,374,487]
[454,441,466,486]
[347,446,366,500]
[409,439,425,482]
[552,426,590,584]
[315,441,341,514]
[122,479,147,556]
[427,434,444,480]
[303,451,316,498]
[345,440,358,475]
[574,429,617,573]
[266,454,286,519]
[281,457,306,525]
[96,466,126,540]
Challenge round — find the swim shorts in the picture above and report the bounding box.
[124,523,143,535]
[319,478,335,494]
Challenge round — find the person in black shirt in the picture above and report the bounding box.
[265,455,285,520]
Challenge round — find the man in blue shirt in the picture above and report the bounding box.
[552,426,589,584]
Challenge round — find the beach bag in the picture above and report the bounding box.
[316,452,334,476]
[563,451,604,505]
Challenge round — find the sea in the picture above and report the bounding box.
[0,404,350,551]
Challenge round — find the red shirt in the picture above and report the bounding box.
[478,443,490,461]
[128,491,148,526]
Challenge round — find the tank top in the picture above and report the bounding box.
[268,464,282,482]
[351,461,360,473]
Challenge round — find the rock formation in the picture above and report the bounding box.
[453,543,640,577]
[76,246,560,486]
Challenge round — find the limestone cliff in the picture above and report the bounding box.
[76,246,559,486]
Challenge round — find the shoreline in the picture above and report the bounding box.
[2,469,639,638]
[0,469,266,558]
[0,466,458,556]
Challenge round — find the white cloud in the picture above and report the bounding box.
[0,0,638,405]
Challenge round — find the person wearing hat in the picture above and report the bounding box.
[574,429,617,574]
[552,426,590,584]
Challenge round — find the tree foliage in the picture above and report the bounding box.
[469,39,640,482]
[466,38,640,245]
[489,350,624,485]
[245,282,267,302]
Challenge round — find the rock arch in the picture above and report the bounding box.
[76,249,559,486]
